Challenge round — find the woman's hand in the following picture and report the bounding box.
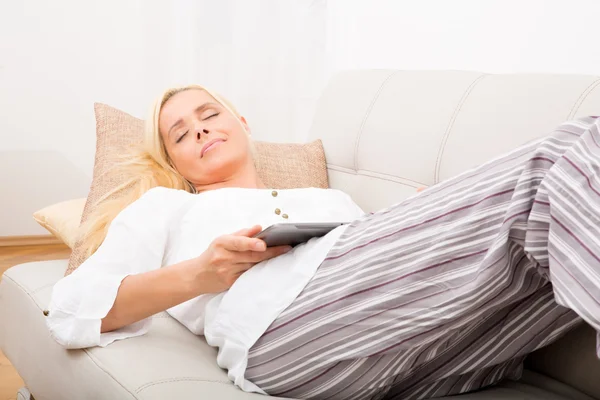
[194,225,292,293]
[98,225,289,335]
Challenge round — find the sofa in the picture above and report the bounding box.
[2,69,600,400]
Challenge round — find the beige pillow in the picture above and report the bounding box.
[65,103,329,276]
[33,198,87,248]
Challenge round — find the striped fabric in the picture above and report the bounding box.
[245,117,600,400]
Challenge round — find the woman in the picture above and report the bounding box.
[47,85,600,400]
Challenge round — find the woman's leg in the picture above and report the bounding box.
[246,117,600,400]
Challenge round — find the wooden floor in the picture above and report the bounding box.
[0,244,70,400]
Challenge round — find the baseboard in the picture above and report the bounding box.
[0,235,64,247]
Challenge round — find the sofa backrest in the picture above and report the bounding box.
[309,69,600,212]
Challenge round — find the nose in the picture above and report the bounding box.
[196,128,210,141]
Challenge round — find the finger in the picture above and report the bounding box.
[232,225,263,238]
[234,245,292,263]
[237,251,268,263]
[223,235,266,252]
[256,245,293,261]
[417,186,426,192]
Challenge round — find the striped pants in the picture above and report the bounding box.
[245,117,600,400]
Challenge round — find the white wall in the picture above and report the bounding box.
[326,0,600,75]
[2,0,600,236]
[0,0,173,236]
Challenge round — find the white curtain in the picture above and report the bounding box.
[142,0,329,144]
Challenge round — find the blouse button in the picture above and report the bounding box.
[271,190,278,197]
[42,310,49,316]
[274,208,281,215]
[282,214,289,219]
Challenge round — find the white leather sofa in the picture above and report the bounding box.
[2,70,600,400]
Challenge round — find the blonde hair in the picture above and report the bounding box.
[78,85,246,260]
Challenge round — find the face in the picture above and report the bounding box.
[159,89,252,188]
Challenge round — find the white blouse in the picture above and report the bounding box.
[46,186,365,393]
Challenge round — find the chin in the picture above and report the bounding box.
[196,156,238,180]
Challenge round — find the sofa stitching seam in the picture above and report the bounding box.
[433,74,488,184]
[2,274,43,311]
[31,282,55,294]
[83,349,140,399]
[353,70,400,172]
[567,78,600,120]
[135,377,232,393]
[327,164,427,186]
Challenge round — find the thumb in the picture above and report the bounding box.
[233,225,263,237]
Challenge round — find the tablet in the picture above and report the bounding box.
[253,222,347,247]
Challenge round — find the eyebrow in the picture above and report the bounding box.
[167,102,218,139]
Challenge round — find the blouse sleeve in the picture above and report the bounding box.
[46,187,181,349]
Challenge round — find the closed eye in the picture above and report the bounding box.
[176,131,188,143]
[204,112,220,120]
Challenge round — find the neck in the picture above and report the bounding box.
[194,160,266,193]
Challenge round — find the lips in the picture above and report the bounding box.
[201,139,225,158]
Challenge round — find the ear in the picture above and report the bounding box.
[239,116,251,136]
